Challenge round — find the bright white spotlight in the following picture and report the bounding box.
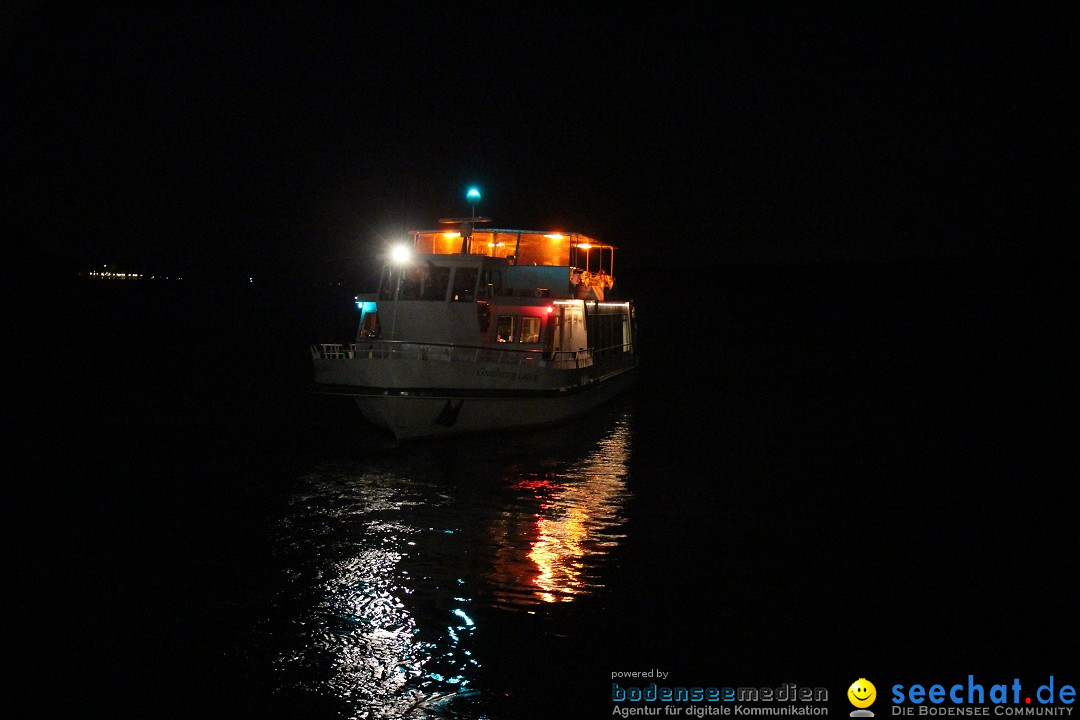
[390,244,412,264]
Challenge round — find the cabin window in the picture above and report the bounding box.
[480,269,502,299]
[359,311,380,339]
[377,267,398,300]
[422,265,450,300]
[451,267,478,302]
[399,266,423,300]
[521,316,541,343]
[496,315,517,343]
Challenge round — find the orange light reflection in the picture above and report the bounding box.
[511,420,631,604]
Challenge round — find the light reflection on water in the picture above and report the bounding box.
[268,408,633,717]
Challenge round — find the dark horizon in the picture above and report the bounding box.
[7,5,1078,283]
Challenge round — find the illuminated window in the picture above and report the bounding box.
[521,316,541,343]
[496,315,517,342]
[359,311,380,338]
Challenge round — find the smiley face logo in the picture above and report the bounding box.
[848,678,877,709]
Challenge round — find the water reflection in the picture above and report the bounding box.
[489,421,631,606]
[269,407,632,717]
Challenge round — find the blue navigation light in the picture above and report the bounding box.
[466,187,481,203]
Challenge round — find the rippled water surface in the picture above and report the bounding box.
[258,407,635,717]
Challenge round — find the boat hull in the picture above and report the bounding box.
[313,353,637,440]
[356,367,636,440]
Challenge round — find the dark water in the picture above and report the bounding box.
[12,259,1076,718]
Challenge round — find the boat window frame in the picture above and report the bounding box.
[520,316,541,344]
[358,310,380,339]
[450,266,479,302]
[480,268,503,300]
[377,266,399,300]
[398,265,422,300]
[422,264,451,301]
[495,314,517,343]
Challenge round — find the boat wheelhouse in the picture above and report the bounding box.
[311,217,638,440]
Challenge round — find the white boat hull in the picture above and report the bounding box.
[352,367,636,440]
[312,344,637,440]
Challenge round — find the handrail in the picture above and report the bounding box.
[311,340,635,370]
[324,341,544,358]
[312,341,544,365]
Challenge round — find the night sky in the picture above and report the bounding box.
[6,4,1077,282]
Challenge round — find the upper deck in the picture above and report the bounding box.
[410,228,615,272]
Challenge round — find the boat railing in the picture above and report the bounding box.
[311,341,627,370]
[313,341,544,366]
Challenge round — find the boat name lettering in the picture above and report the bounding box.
[476,368,539,382]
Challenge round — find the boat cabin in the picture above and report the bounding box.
[384,228,616,300]
[354,227,631,358]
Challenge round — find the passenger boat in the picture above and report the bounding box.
[310,205,639,441]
